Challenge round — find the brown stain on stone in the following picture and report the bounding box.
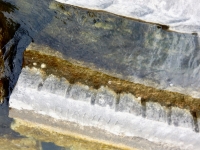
[24,50,200,112]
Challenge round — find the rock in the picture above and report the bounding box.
[95,86,117,109]
[118,93,142,116]
[146,102,168,123]
[42,75,69,96]
[171,107,194,130]
[17,67,43,90]
[68,83,95,103]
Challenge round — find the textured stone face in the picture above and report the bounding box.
[9,66,200,150]
[171,107,195,129]
[68,83,95,103]
[17,67,43,90]
[95,86,117,108]
[42,75,69,96]
[146,102,169,123]
[118,93,142,116]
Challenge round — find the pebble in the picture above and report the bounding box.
[41,63,46,68]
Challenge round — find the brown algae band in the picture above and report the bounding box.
[23,50,200,113]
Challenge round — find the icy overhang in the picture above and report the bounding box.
[56,0,200,34]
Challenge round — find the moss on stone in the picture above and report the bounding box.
[24,50,200,112]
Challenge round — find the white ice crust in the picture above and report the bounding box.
[55,0,200,34]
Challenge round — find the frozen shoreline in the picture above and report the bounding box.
[55,0,200,34]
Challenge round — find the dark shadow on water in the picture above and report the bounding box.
[42,142,70,150]
[0,100,20,137]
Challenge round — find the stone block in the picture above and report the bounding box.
[146,102,168,123]
[42,75,70,96]
[171,107,194,130]
[17,67,43,89]
[118,93,142,116]
[68,83,95,103]
[95,86,117,109]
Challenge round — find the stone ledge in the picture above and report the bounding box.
[9,66,200,150]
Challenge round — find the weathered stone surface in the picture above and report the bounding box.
[95,86,117,108]
[171,107,194,130]
[17,67,43,90]
[118,93,142,116]
[146,102,168,123]
[68,83,95,103]
[2,0,200,99]
[42,75,69,96]
[10,66,200,150]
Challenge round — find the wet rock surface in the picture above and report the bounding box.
[146,102,169,123]
[36,1,200,98]
[10,66,200,150]
[118,93,142,116]
[95,86,117,109]
[171,107,195,130]
[68,83,95,103]
[1,0,200,98]
[42,74,70,96]
[1,0,200,149]
[23,50,200,113]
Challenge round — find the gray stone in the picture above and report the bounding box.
[41,75,70,97]
[95,86,117,108]
[146,102,168,123]
[118,93,142,116]
[17,67,43,90]
[171,107,194,130]
[68,83,95,103]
